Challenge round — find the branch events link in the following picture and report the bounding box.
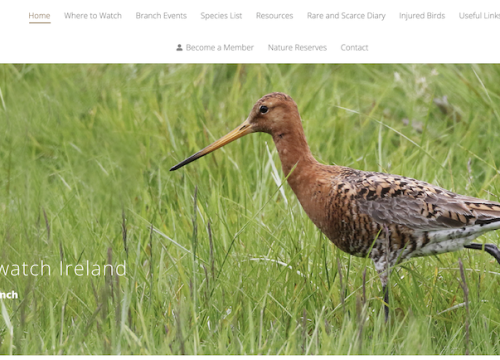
[136,12,187,20]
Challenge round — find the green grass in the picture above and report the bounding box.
[1,64,500,354]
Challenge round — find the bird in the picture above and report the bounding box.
[170,92,500,320]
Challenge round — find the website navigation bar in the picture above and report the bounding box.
[25,11,500,23]
[3,0,499,62]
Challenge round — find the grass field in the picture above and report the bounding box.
[1,64,500,355]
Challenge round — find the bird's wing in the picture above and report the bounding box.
[346,171,500,231]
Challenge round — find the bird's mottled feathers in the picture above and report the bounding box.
[341,169,500,231]
[318,166,500,264]
[339,169,500,231]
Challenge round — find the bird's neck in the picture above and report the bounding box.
[272,124,318,189]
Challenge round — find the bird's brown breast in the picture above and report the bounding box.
[289,166,424,258]
[287,164,383,256]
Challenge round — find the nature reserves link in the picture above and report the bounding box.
[171,92,500,322]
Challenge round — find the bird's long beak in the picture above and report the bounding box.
[170,119,254,171]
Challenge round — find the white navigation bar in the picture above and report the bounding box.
[2,0,499,63]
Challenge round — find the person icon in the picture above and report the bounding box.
[177,44,183,51]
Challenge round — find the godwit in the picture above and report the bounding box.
[170,92,500,320]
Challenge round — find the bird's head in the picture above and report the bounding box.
[170,92,299,171]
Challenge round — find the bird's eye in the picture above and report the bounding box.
[259,105,268,114]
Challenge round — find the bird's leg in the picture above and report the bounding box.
[372,256,390,322]
[464,243,500,265]
[382,224,391,322]
[370,226,394,322]
[383,284,389,321]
